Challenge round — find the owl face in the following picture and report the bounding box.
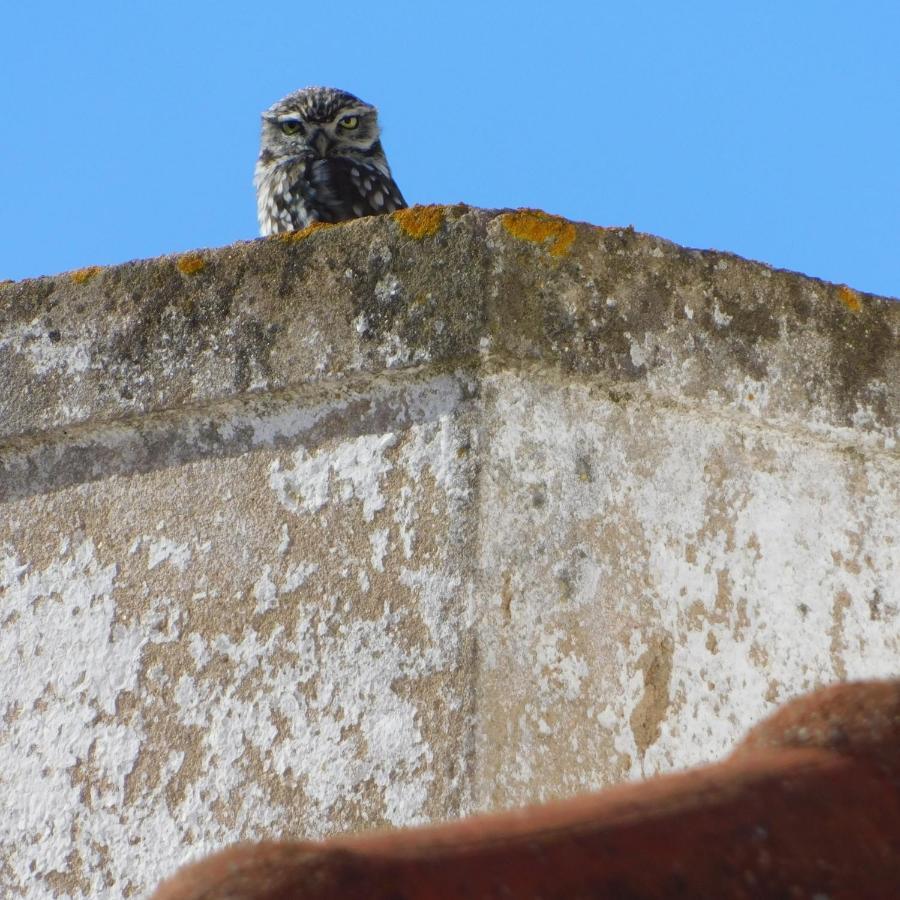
[254,86,406,235]
[259,87,381,164]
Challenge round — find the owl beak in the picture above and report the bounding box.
[311,129,331,157]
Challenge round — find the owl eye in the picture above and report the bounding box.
[280,119,304,135]
[339,115,359,130]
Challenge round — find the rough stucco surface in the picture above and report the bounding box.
[0,206,898,897]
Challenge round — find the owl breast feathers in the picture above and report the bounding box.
[254,86,407,235]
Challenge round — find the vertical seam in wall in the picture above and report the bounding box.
[457,380,485,820]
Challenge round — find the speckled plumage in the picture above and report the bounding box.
[254,86,406,235]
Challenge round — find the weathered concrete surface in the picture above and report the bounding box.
[1,206,898,897]
[474,367,898,807]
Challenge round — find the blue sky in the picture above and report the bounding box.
[2,2,898,298]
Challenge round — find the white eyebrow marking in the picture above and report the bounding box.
[331,105,370,121]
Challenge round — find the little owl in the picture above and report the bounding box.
[254,86,407,235]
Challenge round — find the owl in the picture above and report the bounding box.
[254,86,407,235]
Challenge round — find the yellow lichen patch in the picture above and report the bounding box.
[70,266,102,285]
[392,205,445,240]
[838,285,861,313]
[274,221,336,243]
[501,209,577,258]
[176,253,206,275]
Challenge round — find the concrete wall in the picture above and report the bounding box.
[1,206,897,897]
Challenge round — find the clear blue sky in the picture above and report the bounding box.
[2,2,898,298]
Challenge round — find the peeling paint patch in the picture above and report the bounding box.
[167,557,455,839]
[269,433,398,521]
[370,528,389,572]
[147,537,192,571]
[0,540,150,893]
[283,561,317,593]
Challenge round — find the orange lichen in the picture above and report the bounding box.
[838,285,861,313]
[501,209,577,258]
[274,222,336,243]
[176,253,206,275]
[392,205,445,240]
[70,266,102,284]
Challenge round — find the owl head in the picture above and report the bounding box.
[258,86,384,164]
